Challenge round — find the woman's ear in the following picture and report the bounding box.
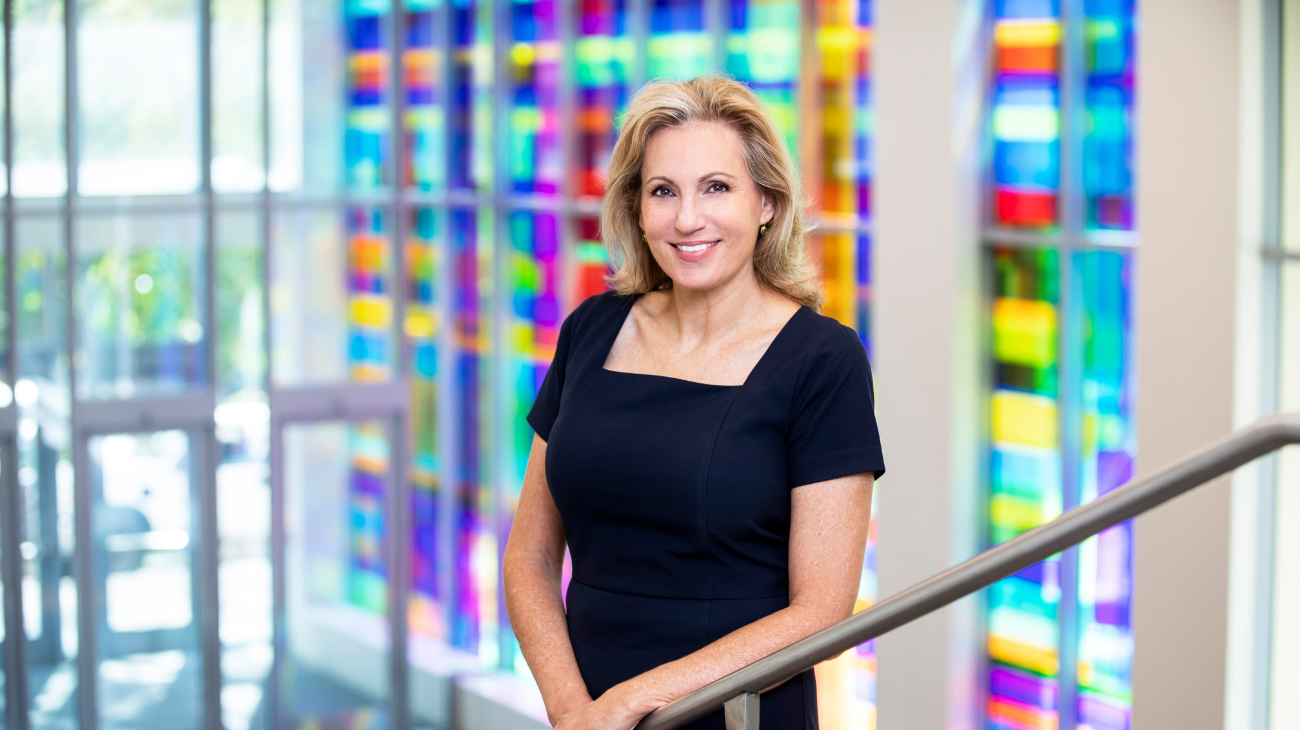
[761,193,775,226]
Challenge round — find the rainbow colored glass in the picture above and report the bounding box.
[727,0,800,155]
[1074,250,1134,729]
[409,208,445,639]
[1083,0,1135,231]
[575,0,632,200]
[345,2,394,617]
[407,0,446,192]
[448,0,499,664]
[649,0,713,80]
[989,247,1063,730]
[452,206,497,663]
[992,0,1061,229]
[337,0,880,692]
[812,0,872,345]
[986,2,1136,729]
[807,0,877,725]
[571,0,630,302]
[405,0,449,640]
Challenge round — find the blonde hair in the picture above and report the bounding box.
[600,75,824,311]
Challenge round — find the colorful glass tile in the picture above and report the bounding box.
[1074,250,1134,730]
[989,247,1063,730]
[992,0,1061,229]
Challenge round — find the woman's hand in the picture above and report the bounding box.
[552,683,660,730]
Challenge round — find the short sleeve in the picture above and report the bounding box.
[787,325,886,487]
[526,299,584,442]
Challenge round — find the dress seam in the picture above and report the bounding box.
[699,388,743,602]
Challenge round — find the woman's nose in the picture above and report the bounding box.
[675,196,705,233]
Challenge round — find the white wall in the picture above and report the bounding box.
[873,1,985,727]
[1134,0,1243,727]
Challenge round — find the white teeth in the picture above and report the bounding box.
[676,242,716,253]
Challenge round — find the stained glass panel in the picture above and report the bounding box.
[992,0,1061,229]
[988,247,1063,730]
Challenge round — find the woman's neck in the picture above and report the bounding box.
[654,270,773,347]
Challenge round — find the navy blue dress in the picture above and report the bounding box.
[527,291,885,730]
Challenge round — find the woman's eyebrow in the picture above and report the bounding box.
[644,172,738,187]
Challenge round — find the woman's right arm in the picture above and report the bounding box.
[503,434,591,726]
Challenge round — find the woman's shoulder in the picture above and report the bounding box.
[787,306,867,361]
[562,290,636,343]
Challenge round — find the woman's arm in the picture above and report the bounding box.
[503,435,593,726]
[559,472,874,730]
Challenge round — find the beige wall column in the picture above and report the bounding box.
[873,1,985,728]
[1134,0,1243,727]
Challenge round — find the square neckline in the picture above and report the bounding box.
[598,293,809,389]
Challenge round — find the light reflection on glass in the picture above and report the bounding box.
[77,0,201,196]
[90,431,201,730]
[281,421,392,729]
[76,214,207,400]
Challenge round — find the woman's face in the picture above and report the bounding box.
[639,121,774,294]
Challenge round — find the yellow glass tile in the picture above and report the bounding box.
[351,296,392,328]
[993,297,1056,368]
[992,390,1057,449]
[988,635,1059,676]
[994,20,1062,47]
[990,493,1050,533]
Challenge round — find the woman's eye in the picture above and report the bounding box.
[707,182,730,193]
[651,186,673,197]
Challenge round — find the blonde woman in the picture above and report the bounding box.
[503,76,885,730]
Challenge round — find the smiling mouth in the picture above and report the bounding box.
[671,241,718,253]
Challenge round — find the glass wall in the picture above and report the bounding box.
[1270,2,1300,727]
[985,2,1136,730]
[0,1,879,729]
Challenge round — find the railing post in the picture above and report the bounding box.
[723,692,760,730]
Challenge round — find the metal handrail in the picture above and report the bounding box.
[635,413,1300,730]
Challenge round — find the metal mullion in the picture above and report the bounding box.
[387,4,411,728]
[706,0,725,72]
[63,1,97,729]
[266,411,287,730]
[1,1,29,726]
[5,0,16,382]
[385,410,411,730]
[1,433,29,730]
[434,218,456,671]
[1263,247,1300,261]
[74,393,218,434]
[1254,2,1284,728]
[196,1,222,725]
[74,196,206,217]
[193,423,222,730]
[558,0,576,315]
[259,0,280,726]
[629,0,648,89]
[491,0,512,670]
[1055,1,1085,727]
[435,0,458,652]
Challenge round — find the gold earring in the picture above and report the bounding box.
[641,231,647,243]
[759,223,769,237]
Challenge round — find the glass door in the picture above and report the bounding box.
[2,417,10,730]
[271,416,402,730]
[80,429,206,730]
[20,401,79,730]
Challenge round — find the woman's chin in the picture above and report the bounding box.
[665,271,735,295]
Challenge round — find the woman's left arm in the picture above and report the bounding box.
[556,472,874,730]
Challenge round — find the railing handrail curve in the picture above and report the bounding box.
[634,413,1300,730]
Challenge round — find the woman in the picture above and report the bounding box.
[503,76,885,730]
